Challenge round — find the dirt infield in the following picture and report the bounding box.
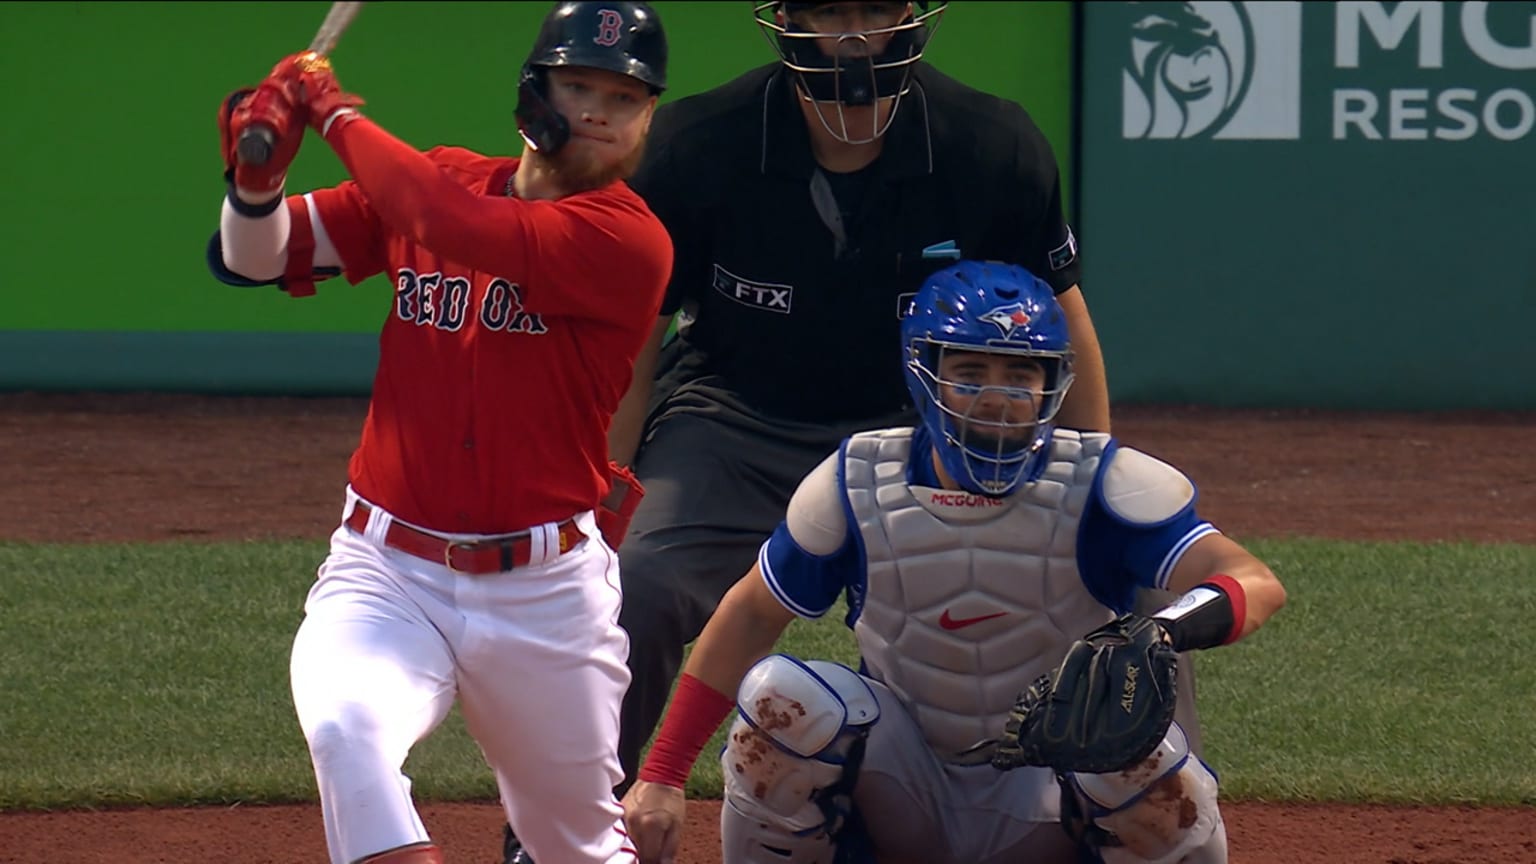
[1,393,1532,864]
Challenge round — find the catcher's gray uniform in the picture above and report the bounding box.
[719,428,1226,864]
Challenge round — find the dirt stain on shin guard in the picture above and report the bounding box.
[730,695,809,800]
[1105,745,1201,859]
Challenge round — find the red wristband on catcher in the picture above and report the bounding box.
[1203,573,1248,645]
[637,673,735,789]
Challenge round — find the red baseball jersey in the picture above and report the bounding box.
[299,120,672,534]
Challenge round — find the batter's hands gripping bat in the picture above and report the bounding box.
[237,1,365,166]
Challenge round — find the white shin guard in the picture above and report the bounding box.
[721,797,838,864]
[1068,722,1227,864]
[718,655,880,864]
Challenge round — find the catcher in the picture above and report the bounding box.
[621,260,1287,864]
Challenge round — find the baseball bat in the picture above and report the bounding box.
[237,1,365,166]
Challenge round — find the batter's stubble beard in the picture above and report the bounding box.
[539,131,649,194]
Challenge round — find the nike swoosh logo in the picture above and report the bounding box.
[938,609,1007,631]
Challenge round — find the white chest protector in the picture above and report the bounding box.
[842,427,1117,764]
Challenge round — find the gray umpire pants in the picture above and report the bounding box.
[612,352,1203,794]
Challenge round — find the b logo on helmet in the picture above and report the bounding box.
[594,8,623,47]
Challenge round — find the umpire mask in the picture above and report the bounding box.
[754,1,947,143]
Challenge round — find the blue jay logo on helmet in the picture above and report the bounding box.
[901,261,1075,498]
[979,304,1033,338]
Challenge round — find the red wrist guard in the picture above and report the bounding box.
[1204,573,1247,645]
[637,673,735,789]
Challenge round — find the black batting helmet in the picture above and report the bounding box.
[515,2,669,154]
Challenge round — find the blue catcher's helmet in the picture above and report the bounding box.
[901,261,1075,497]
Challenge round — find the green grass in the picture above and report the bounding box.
[0,538,1531,811]
[1194,538,1536,806]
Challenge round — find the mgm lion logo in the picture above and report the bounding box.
[1121,1,1256,139]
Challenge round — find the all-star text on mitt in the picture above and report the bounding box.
[992,613,1179,775]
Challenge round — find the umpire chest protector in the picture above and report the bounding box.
[842,428,1116,764]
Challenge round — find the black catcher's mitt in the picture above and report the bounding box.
[992,614,1178,774]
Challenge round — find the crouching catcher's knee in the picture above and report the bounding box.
[1059,722,1227,864]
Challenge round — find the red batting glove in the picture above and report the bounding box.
[264,51,367,140]
[217,88,257,175]
[218,80,305,196]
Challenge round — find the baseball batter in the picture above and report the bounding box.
[207,4,673,863]
[621,261,1288,864]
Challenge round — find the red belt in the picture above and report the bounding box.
[345,500,585,574]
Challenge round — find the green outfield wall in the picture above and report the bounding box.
[0,1,1072,394]
[1079,1,1535,409]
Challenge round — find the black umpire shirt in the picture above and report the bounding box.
[629,62,1082,424]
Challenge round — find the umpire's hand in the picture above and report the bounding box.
[623,780,687,864]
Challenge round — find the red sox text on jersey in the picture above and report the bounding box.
[293,139,671,534]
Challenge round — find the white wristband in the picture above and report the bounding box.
[321,107,360,138]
